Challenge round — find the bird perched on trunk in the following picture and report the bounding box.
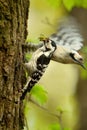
[21,38,57,99]
[21,16,85,100]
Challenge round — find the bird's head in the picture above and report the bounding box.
[69,50,86,69]
[40,37,57,52]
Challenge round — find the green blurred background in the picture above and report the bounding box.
[24,0,87,130]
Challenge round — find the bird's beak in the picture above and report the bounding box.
[80,63,86,70]
[77,60,87,69]
[72,52,86,70]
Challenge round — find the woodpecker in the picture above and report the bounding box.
[21,16,85,100]
[22,17,85,68]
[50,17,85,68]
[21,38,56,100]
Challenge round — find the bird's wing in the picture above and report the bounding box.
[50,16,84,51]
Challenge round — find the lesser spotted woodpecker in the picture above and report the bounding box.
[50,17,85,68]
[21,16,85,100]
[21,38,56,100]
[22,17,85,68]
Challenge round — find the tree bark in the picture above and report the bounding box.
[71,8,87,130]
[0,0,29,130]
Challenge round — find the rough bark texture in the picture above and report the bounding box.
[0,0,29,130]
[71,8,87,130]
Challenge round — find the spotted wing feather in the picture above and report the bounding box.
[50,17,84,51]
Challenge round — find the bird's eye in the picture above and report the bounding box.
[79,57,83,61]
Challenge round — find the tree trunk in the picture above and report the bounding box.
[0,0,29,130]
[71,8,87,130]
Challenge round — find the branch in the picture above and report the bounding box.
[22,42,43,53]
[29,98,64,130]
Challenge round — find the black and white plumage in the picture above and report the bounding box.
[21,38,56,100]
[50,17,83,51]
[21,16,85,100]
[50,17,84,67]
